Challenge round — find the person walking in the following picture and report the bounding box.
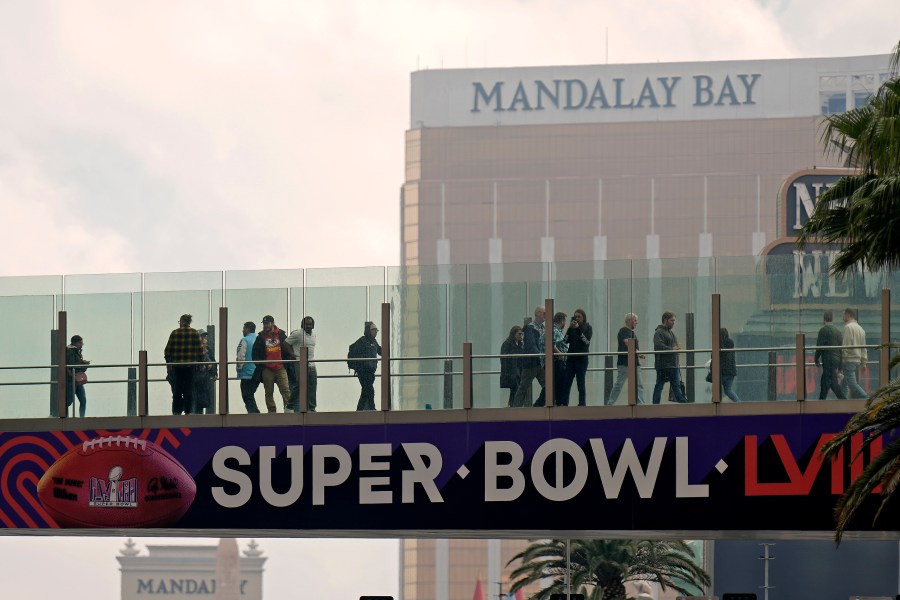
[841,307,868,398]
[285,316,318,412]
[65,335,90,417]
[512,306,546,408]
[164,314,204,415]
[192,329,217,414]
[235,321,261,413]
[608,313,645,405]
[542,312,569,406]
[251,315,294,412]
[652,311,687,404]
[561,309,592,406]
[500,325,525,407]
[349,321,382,411]
[814,310,845,400]
[719,328,741,402]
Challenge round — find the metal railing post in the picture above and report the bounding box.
[380,302,391,411]
[299,346,309,413]
[626,338,637,406]
[56,311,67,419]
[881,288,891,387]
[795,333,806,402]
[711,294,721,403]
[463,342,473,409]
[218,307,228,415]
[544,298,554,407]
[138,350,149,416]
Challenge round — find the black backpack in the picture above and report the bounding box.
[347,339,363,371]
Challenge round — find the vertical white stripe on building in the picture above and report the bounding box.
[594,178,607,279]
[488,540,501,600]
[436,539,449,600]
[646,178,660,260]
[753,175,766,255]
[542,179,554,262]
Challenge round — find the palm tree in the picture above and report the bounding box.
[797,39,900,543]
[820,351,900,543]
[507,539,710,600]
[796,40,900,273]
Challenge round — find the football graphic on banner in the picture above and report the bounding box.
[37,436,196,528]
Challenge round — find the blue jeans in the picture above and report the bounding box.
[721,375,740,402]
[561,359,588,406]
[653,368,686,404]
[842,363,867,399]
[66,379,87,417]
[608,365,644,405]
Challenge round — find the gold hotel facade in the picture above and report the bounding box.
[398,53,890,600]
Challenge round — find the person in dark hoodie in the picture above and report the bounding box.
[349,321,382,411]
[652,311,687,404]
[251,315,294,413]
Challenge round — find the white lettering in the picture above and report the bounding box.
[590,437,665,498]
[530,439,588,501]
[675,437,708,498]
[485,441,525,502]
[259,446,304,507]
[360,443,393,504]
[211,446,253,508]
[401,443,444,503]
[312,445,351,506]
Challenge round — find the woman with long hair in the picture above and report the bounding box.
[500,325,525,406]
[720,327,740,402]
[562,309,593,406]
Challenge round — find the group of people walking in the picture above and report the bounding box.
[164,313,320,415]
[501,306,594,407]
[815,308,869,400]
[164,313,381,415]
[500,308,742,406]
[64,306,869,417]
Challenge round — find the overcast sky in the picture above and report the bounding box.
[2,0,899,598]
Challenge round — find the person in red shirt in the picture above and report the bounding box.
[251,315,294,413]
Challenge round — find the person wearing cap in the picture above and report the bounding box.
[164,314,204,415]
[285,316,317,412]
[192,329,217,414]
[235,321,261,413]
[348,321,382,411]
[64,334,90,417]
[251,315,294,412]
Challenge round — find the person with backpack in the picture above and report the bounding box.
[349,321,382,411]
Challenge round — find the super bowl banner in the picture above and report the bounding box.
[1,413,895,534]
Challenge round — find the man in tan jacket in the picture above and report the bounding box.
[841,307,867,399]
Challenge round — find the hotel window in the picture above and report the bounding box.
[819,75,847,115]
[852,73,876,108]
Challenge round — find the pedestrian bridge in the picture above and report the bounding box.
[0,256,898,539]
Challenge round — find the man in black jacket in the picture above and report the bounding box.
[652,311,687,404]
[815,310,846,400]
[511,306,546,408]
[349,321,382,411]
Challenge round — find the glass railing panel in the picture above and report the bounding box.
[62,292,137,418]
[61,272,142,418]
[553,260,610,407]
[631,258,696,405]
[299,267,385,412]
[388,264,468,410]
[143,271,223,416]
[0,294,57,418]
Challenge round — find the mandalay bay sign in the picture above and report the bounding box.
[471,74,762,112]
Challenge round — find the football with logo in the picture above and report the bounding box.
[37,436,197,528]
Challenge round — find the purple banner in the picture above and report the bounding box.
[1,413,893,534]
